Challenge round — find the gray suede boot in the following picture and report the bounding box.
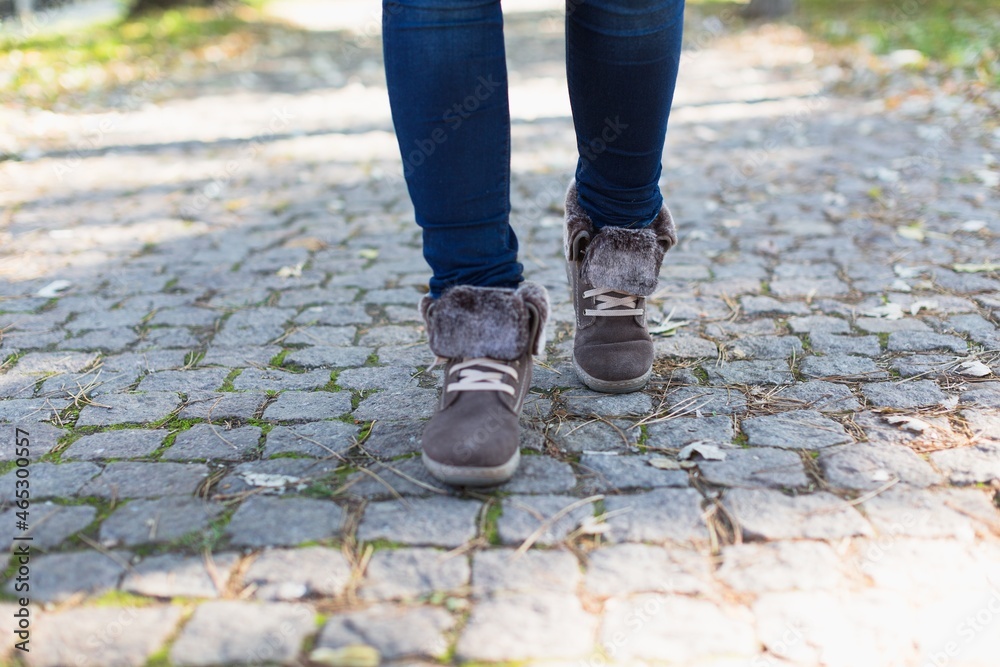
[418,282,549,486]
[564,181,677,393]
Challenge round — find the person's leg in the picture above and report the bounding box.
[383,0,546,487]
[382,0,522,298]
[566,0,685,229]
[563,0,683,393]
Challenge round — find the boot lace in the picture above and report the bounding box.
[426,356,517,396]
[583,287,644,317]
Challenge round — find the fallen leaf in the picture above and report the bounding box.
[36,279,72,298]
[953,262,1000,273]
[648,457,682,470]
[576,515,611,534]
[885,415,932,432]
[896,225,925,241]
[276,262,304,278]
[677,441,727,461]
[240,472,302,489]
[960,220,987,232]
[649,320,689,336]
[955,360,992,377]
[861,303,905,320]
[285,236,328,251]
[358,248,379,260]
[309,645,380,667]
[909,299,938,315]
[890,279,912,292]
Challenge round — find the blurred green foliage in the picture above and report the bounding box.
[690,0,999,85]
[796,0,998,83]
[0,2,269,108]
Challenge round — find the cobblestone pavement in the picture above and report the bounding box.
[2,2,1000,666]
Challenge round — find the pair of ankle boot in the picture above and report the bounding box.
[419,181,677,486]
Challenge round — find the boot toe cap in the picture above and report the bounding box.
[574,339,654,383]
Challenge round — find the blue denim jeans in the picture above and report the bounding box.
[383,0,685,298]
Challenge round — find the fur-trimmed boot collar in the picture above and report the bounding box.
[419,282,550,361]
[563,181,677,296]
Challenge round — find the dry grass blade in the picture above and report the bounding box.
[512,495,603,558]
[76,533,138,574]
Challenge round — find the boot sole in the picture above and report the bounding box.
[573,357,651,393]
[422,449,521,487]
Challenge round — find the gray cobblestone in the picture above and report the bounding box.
[772,380,861,412]
[664,386,748,416]
[861,380,948,409]
[741,410,852,449]
[284,325,356,346]
[698,447,810,489]
[169,601,315,667]
[548,418,639,453]
[799,355,889,380]
[887,331,968,353]
[75,391,182,426]
[646,414,734,447]
[177,390,268,420]
[78,462,209,499]
[244,546,353,600]
[819,442,943,490]
[561,389,654,416]
[261,390,352,422]
[578,452,690,491]
[136,368,229,393]
[725,335,804,360]
[29,605,183,667]
[0,398,71,422]
[340,457,448,499]
[498,494,599,546]
[359,547,470,601]
[809,332,881,356]
[318,604,454,661]
[263,420,358,458]
[5,549,132,602]
[601,594,757,663]
[122,552,240,598]
[226,495,344,547]
[604,488,709,545]
[706,359,794,385]
[1,461,101,499]
[457,593,597,662]
[930,442,1000,484]
[231,367,332,391]
[358,496,480,547]
[724,488,873,539]
[717,541,854,593]
[100,497,224,547]
[1,501,95,551]
[163,423,260,461]
[861,487,1000,540]
[585,544,712,597]
[214,458,340,495]
[284,345,374,368]
[352,387,438,420]
[0,422,61,459]
[471,548,580,596]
